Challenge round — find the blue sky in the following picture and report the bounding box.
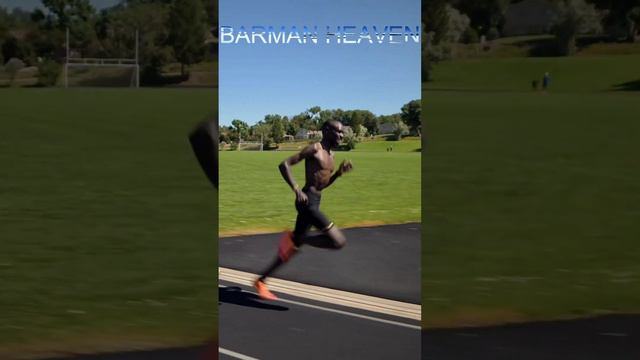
[220,0,421,126]
[0,0,120,10]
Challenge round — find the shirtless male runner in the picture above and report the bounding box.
[254,120,353,300]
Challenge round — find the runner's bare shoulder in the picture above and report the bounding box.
[299,142,320,158]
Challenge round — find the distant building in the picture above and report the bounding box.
[295,129,323,140]
[378,122,397,135]
[295,129,308,139]
[503,0,555,37]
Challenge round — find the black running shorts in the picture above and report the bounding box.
[293,189,333,245]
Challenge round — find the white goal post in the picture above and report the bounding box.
[237,142,264,151]
[64,28,140,88]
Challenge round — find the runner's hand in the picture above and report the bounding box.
[339,160,353,175]
[295,188,308,205]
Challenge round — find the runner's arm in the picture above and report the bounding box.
[279,143,317,192]
[326,159,353,188]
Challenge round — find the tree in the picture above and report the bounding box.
[307,106,321,117]
[291,111,315,132]
[264,114,285,144]
[630,6,640,42]
[342,126,357,150]
[219,125,232,144]
[98,2,173,83]
[1,36,19,64]
[169,0,207,76]
[270,118,285,144]
[25,27,65,61]
[42,0,98,57]
[307,106,322,128]
[550,0,602,55]
[231,119,249,141]
[202,0,217,27]
[346,110,364,129]
[401,100,422,136]
[424,0,449,45]
[422,0,448,82]
[421,32,431,81]
[37,59,62,86]
[355,124,368,138]
[454,0,511,36]
[598,0,640,42]
[318,109,335,126]
[253,122,273,147]
[444,5,472,44]
[362,111,379,135]
[423,3,471,78]
[434,4,472,59]
[393,122,410,141]
[0,7,9,40]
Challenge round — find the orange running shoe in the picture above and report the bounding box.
[254,280,278,300]
[278,231,298,262]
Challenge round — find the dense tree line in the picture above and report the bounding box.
[219,100,421,148]
[426,0,638,43]
[0,0,216,85]
[423,0,640,78]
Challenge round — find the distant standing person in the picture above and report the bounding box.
[543,72,551,91]
[254,120,354,300]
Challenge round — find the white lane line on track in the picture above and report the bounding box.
[219,267,421,321]
[220,284,421,331]
[273,292,422,330]
[219,347,260,360]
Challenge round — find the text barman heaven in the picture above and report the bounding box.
[220,25,421,44]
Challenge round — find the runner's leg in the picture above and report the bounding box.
[297,195,346,249]
[258,212,310,281]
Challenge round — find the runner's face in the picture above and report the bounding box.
[328,123,343,146]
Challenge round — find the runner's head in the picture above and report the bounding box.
[321,120,344,148]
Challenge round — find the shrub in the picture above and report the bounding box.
[462,27,480,44]
[37,59,61,86]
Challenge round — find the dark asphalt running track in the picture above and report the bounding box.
[219,223,422,304]
[219,223,423,359]
[219,281,421,360]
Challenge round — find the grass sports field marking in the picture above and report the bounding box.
[219,347,260,360]
[219,267,421,321]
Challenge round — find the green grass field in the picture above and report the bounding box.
[424,55,640,93]
[0,89,217,357]
[3,49,639,353]
[423,55,640,327]
[354,137,421,153]
[219,139,421,235]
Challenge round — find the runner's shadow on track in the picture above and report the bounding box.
[219,286,289,311]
